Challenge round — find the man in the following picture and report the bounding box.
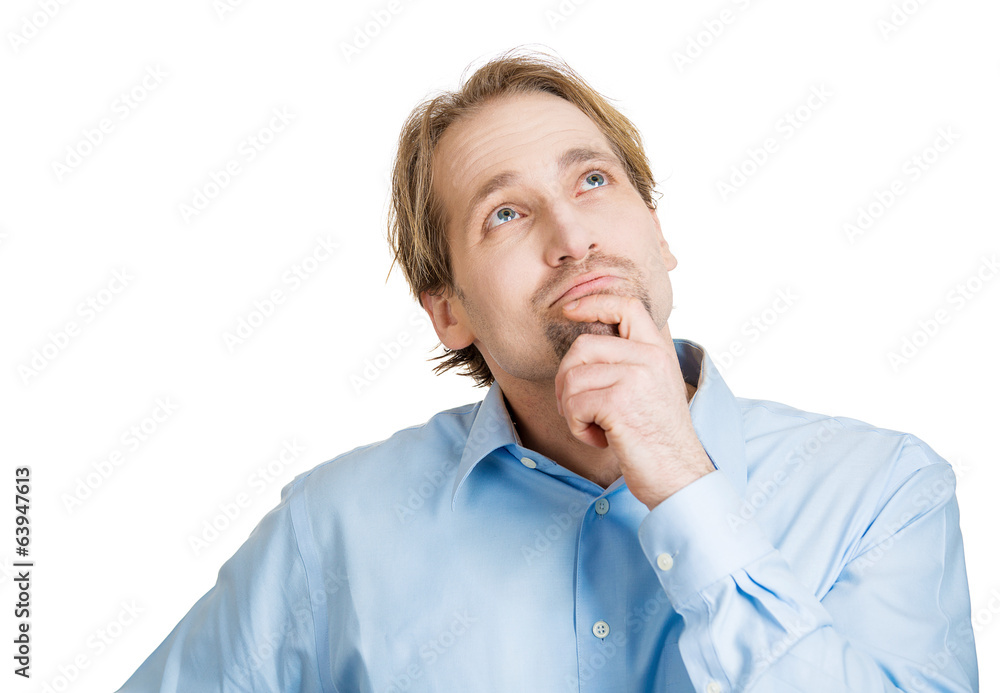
[117,49,978,692]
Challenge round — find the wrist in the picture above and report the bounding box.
[641,451,715,511]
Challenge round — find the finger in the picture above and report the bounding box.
[564,293,685,380]
[563,293,663,346]
[555,336,653,414]
[562,386,614,449]
[556,363,628,418]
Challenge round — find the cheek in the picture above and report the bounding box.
[628,217,669,274]
[474,261,537,317]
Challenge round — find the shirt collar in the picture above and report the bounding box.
[450,338,748,508]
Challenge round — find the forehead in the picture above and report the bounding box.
[431,91,616,235]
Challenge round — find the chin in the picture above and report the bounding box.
[580,320,619,337]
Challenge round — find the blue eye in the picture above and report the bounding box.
[488,206,520,229]
[582,172,607,190]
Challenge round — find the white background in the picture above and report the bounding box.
[1,0,998,690]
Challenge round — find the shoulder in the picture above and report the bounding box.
[733,396,959,585]
[736,396,952,502]
[277,398,483,509]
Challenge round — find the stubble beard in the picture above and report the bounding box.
[543,284,654,363]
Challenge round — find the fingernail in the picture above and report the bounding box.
[564,299,579,310]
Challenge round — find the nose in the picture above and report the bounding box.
[541,196,601,266]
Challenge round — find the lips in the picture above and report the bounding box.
[551,272,622,307]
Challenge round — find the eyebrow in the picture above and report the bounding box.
[461,146,620,233]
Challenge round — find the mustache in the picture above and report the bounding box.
[533,254,641,308]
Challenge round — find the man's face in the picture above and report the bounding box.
[425,90,678,385]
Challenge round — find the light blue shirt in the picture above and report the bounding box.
[117,339,978,692]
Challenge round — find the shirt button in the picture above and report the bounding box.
[656,553,674,571]
[520,456,537,469]
[706,680,722,693]
[594,498,610,515]
[592,620,610,638]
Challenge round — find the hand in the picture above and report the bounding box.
[554,294,715,509]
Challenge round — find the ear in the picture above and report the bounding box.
[420,287,476,351]
[650,206,678,271]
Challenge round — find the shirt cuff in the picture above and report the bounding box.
[637,470,775,607]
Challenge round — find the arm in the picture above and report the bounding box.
[552,294,977,690]
[637,456,978,692]
[115,479,324,693]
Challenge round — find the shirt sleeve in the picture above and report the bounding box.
[114,479,325,693]
[637,452,978,692]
